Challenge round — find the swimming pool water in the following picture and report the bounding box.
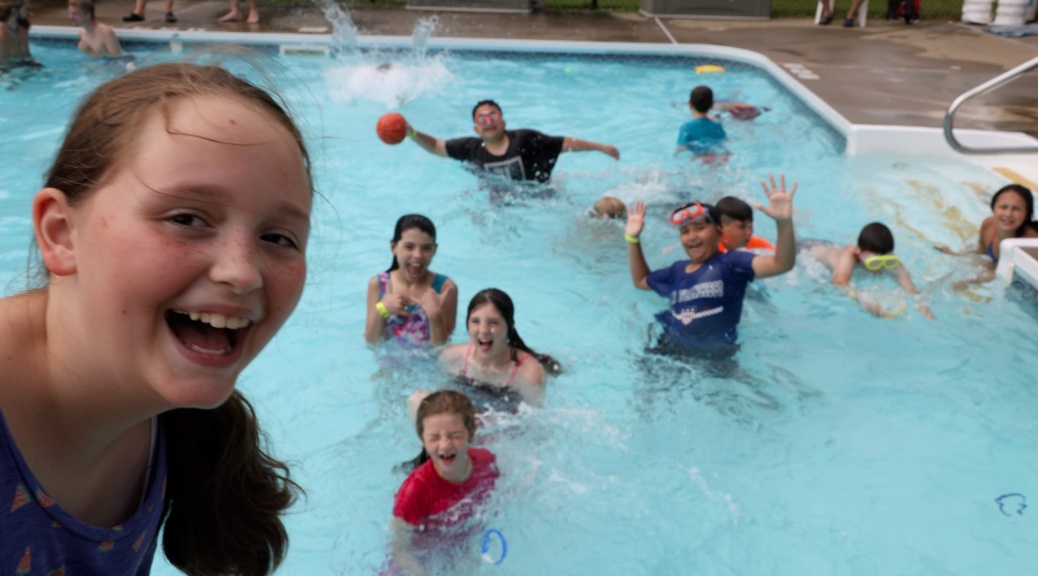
[2,39,1037,576]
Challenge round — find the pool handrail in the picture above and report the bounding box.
[944,53,1038,155]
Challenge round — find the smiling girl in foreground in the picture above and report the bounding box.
[365,214,458,347]
[0,63,308,575]
[439,288,561,407]
[392,391,498,574]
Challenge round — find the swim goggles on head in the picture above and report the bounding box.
[862,254,900,271]
[475,110,501,126]
[670,201,713,226]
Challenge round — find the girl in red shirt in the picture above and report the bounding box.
[391,391,498,574]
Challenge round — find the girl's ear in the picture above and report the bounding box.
[33,188,77,276]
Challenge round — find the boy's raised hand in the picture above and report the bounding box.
[626,200,647,240]
[755,173,797,222]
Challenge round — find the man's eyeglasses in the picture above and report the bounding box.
[475,110,501,126]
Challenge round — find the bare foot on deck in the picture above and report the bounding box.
[217,10,242,22]
[246,9,259,23]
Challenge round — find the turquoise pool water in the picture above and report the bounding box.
[2,39,1037,575]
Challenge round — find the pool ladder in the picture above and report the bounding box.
[943,53,1038,155]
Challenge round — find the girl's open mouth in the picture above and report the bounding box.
[166,309,250,356]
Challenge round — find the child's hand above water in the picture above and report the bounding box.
[755,173,797,222]
[381,292,412,316]
[625,199,646,240]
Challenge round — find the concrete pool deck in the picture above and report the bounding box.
[25,2,1038,139]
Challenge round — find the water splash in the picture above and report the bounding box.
[324,16,451,108]
[411,16,439,59]
[325,58,453,108]
[319,0,357,54]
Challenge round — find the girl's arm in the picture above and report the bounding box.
[391,518,427,576]
[364,276,386,343]
[934,218,989,256]
[625,200,651,290]
[513,360,546,406]
[952,261,996,291]
[438,344,465,375]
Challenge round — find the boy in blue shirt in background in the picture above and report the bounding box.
[676,85,728,158]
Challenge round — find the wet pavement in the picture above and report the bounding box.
[25,1,1038,136]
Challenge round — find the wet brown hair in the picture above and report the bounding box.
[416,390,477,442]
[45,61,312,205]
[43,63,307,576]
[401,390,477,472]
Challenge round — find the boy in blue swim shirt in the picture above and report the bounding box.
[624,175,798,353]
[676,85,727,156]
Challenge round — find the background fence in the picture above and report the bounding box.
[346,0,964,21]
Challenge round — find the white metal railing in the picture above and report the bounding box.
[995,238,1038,288]
[944,54,1038,154]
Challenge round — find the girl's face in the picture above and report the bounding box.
[391,228,436,283]
[992,191,1029,234]
[467,302,508,359]
[421,412,472,482]
[55,95,311,410]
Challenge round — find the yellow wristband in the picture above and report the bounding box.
[375,301,390,319]
[624,234,640,244]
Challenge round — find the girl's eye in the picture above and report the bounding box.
[169,213,205,227]
[261,232,299,250]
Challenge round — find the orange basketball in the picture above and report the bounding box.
[377,113,408,145]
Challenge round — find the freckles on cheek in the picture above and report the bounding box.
[267,264,307,316]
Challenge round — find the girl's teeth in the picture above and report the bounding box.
[180,310,251,330]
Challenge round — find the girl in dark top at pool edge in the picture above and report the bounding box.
[935,183,1038,289]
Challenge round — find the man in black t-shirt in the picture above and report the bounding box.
[401,100,620,183]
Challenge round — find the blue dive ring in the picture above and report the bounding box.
[481,528,507,565]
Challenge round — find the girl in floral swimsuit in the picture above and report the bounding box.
[365,214,458,347]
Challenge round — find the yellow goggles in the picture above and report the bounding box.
[862,254,900,271]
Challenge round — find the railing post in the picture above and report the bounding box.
[944,54,1038,155]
